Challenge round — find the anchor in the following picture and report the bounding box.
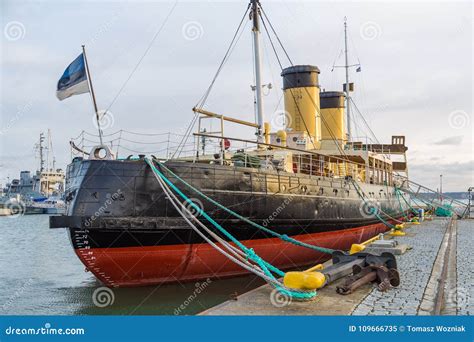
[336,252,400,295]
[284,251,400,294]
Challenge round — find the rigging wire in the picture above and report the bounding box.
[195,3,251,109]
[119,145,176,154]
[258,2,365,161]
[258,5,361,157]
[73,129,186,140]
[259,10,318,150]
[121,130,183,137]
[350,98,382,145]
[259,6,293,66]
[81,137,118,144]
[117,137,177,145]
[71,130,85,141]
[81,130,122,138]
[172,112,199,159]
[259,25,285,124]
[182,1,381,181]
[261,31,280,106]
[104,1,179,114]
[260,14,284,70]
[329,27,345,80]
[346,24,374,140]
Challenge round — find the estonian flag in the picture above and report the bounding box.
[56,53,90,101]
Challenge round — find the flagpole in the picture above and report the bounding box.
[81,45,103,145]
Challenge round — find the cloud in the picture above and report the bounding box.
[1,0,472,191]
[409,160,474,192]
[433,135,464,146]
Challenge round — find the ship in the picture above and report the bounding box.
[50,0,411,287]
[1,131,66,216]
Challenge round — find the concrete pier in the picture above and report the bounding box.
[201,218,472,316]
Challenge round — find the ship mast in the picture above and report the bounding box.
[39,132,45,173]
[343,17,352,142]
[251,0,264,142]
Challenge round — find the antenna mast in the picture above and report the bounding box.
[46,129,51,172]
[251,0,264,142]
[39,132,45,173]
[344,17,352,142]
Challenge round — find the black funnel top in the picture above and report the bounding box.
[320,91,345,109]
[281,65,320,90]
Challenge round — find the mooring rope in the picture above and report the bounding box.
[395,187,419,216]
[349,180,396,229]
[145,158,317,300]
[395,188,411,221]
[397,185,444,215]
[155,160,335,255]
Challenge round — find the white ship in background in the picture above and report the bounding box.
[0,131,65,216]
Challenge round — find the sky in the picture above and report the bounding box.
[1,0,472,192]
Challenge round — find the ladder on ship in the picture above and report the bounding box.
[396,177,469,219]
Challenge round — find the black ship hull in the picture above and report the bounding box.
[50,158,408,286]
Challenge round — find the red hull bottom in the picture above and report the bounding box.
[76,223,389,287]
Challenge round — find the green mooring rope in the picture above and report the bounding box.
[395,188,411,220]
[146,159,317,300]
[395,187,419,216]
[350,180,396,229]
[156,160,335,255]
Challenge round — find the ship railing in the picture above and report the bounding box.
[345,135,376,151]
[193,131,398,187]
[70,130,195,160]
[393,174,469,218]
[291,153,393,186]
[70,130,258,161]
[71,130,395,187]
[345,135,394,160]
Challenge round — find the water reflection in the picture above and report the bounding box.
[0,216,263,315]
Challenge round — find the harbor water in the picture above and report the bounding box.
[0,215,263,315]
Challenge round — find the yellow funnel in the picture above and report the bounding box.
[281,65,321,142]
[320,91,346,142]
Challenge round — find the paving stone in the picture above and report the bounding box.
[456,220,473,315]
[352,220,447,315]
